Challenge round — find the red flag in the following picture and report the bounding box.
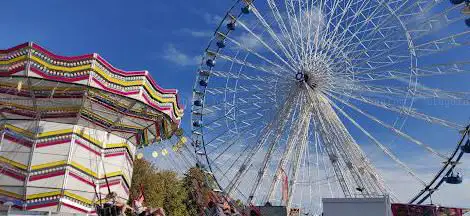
[280,168,288,203]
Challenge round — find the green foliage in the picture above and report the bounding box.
[182,167,211,215]
[129,159,221,215]
[129,159,190,216]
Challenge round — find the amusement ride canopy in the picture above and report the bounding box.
[0,42,183,214]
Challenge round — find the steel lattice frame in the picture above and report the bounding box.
[191,0,470,214]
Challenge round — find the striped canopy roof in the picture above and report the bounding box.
[0,42,184,146]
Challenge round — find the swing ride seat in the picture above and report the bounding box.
[96,205,122,216]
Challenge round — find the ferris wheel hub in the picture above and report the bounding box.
[295,72,305,82]
[296,71,320,91]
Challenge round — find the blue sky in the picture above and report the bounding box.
[0,0,232,129]
[2,0,470,208]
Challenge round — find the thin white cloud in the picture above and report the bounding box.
[204,13,223,25]
[371,149,470,208]
[178,28,213,38]
[235,32,263,51]
[162,44,201,67]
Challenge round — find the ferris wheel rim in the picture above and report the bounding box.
[191,0,470,212]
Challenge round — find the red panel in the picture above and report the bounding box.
[29,170,66,181]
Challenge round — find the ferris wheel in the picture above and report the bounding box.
[191,0,470,214]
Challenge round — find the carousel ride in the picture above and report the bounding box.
[191,0,470,215]
[0,42,183,214]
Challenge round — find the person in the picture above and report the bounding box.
[205,201,227,216]
[221,202,231,215]
[133,184,147,216]
[205,201,216,216]
[134,198,147,216]
[104,192,132,216]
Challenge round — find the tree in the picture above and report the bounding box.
[129,159,190,216]
[182,167,211,215]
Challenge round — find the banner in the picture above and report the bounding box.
[392,204,470,216]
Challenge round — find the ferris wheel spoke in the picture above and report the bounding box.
[333,1,428,64]
[408,9,465,38]
[246,93,304,203]
[225,94,297,195]
[218,31,296,73]
[342,12,461,69]
[321,19,402,69]
[229,91,300,195]
[305,90,360,196]
[317,0,361,58]
[352,61,470,82]
[205,84,278,96]
[286,113,311,208]
[297,0,315,60]
[265,97,310,202]
[328,90,462,129]
[349,49,409,69]
[326,92,449,160]
[208,156,252,200]
[328,3,401,55]
[224,129,274,195]
[282,0,303,60]
[209,70,285,83]
[211,51,290,78]
[203,97,276,114]
[315,0,343,50]
[209,124,265,162]
[249,3,300,64]
[340,36,410,72]
[317,0,372,58]
[398,0,445,21]
[201,106,267,132]
[198,107,247,130]
[338,84,470,100]
[234,18,298,70]
[200,98,274,117]
[314,128,334,198]
[266,0,299,59]
[296,0,321,60]
[325,95,427,186]
[414,31,470,56]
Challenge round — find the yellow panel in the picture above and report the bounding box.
[64,191,93,205]
[31,160,67,170]
[0,188,22,199]
[30,56,91,72]
[0,55,27,65]
[27,191,61,200]
[0,156,27,170]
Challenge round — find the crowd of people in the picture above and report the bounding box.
[98,192,166,216]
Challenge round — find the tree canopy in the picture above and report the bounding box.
[129,159,195,216]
